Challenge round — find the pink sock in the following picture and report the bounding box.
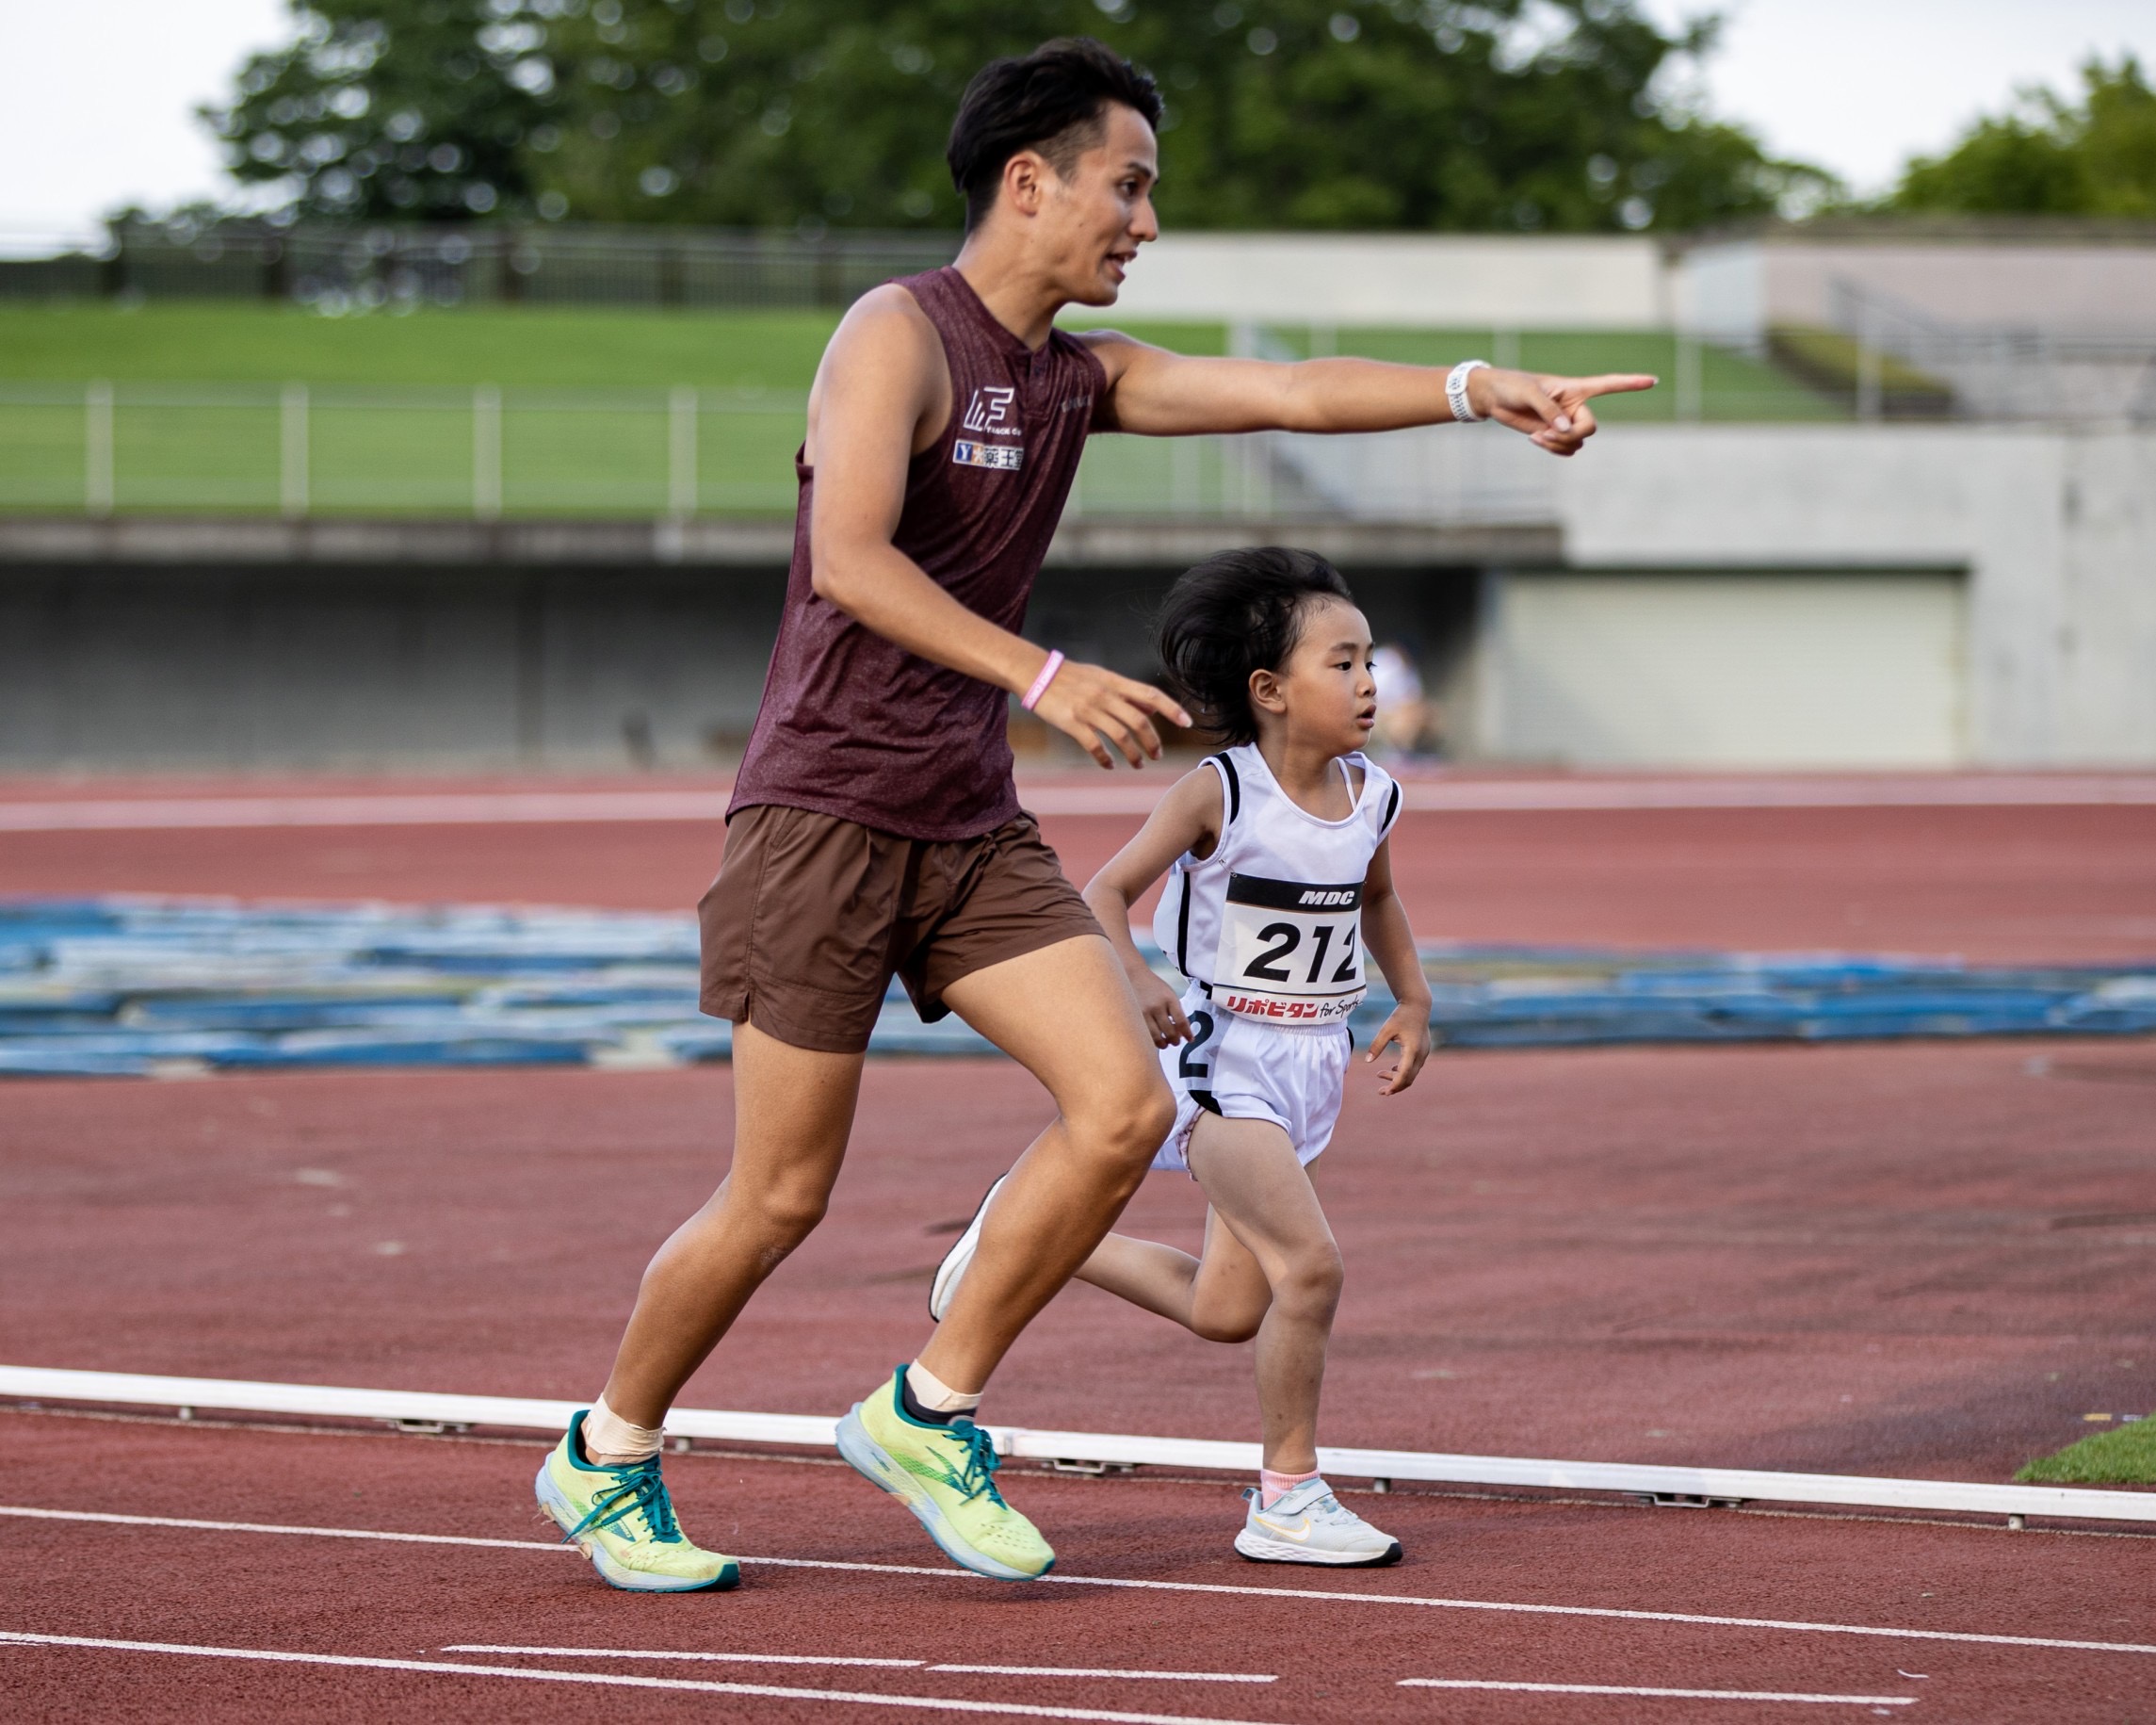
[1259,1467,1321,1508]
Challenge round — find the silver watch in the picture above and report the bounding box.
[1446,359,1489,424]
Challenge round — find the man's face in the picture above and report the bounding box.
[1036,103,1159,306]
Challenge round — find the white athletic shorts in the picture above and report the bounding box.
[1152,983,1351,1173]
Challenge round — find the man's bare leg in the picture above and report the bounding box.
[915,935,1175,1394]
[599,1020,865,1428]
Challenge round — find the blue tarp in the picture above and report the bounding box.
[0,895,2149,1078]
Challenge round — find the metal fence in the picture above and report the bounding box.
[1827,279,2156,425]
[0,222,959,312]
[0,382,1568,524]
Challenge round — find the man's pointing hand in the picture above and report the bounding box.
[1471,368,1660,456]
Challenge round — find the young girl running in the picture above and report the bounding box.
[932,546,1433,1567]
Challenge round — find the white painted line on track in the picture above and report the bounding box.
[2,773,2151,831]
[0,1632,1285,1725]
[1402,1679,1915,1706]
[444,1643,922,1668]
[444,1646,1272,1683]
[8,1503,2156,1660]
[0,1503,567,1550]
[929,1666,1274,1684]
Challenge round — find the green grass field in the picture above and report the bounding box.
[0,301,846,389]
[2017,1415,2156,1486]
[0,301,1841,516]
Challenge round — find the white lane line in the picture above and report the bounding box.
[3,774,2150,831]
[929,1666,1274,1684]
[444,1647,1272,1684]
[0,1504,565,1550]
[444,1643,921,1668]
[0,792,730,832]
[0,1631,1283,1725]
[1402,1678,1916,1706]
[8,1504,2155,1660]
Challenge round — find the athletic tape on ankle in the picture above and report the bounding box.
[905,1359,982,1415]
[585,1394,665,1464]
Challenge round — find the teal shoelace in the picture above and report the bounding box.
[944,1418,1006,1506]
[565,1456,683,1545]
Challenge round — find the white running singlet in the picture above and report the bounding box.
[1152,743,1402,1025]
[1146,744,1402,1173]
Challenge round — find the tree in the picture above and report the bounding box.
[203,0,1833,233]
[203,1,559,220]
[1889,55,2156,218]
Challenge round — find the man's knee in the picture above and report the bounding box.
[1075,1070,1176,1171]
[736,1180,830,1249]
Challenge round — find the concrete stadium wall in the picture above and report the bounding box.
[0,557,1483,773]
[1675,237,2156,344]
[1548,427,2156,767]
[1103,234,1670,329]
[1479,572,1967,769]
[1101,230,2156,344]
[0,561,789,772]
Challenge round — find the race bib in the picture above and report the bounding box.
[1211,872,1365,1023]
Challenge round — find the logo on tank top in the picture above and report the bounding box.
[961,387,1020,436]
[956,385,1024,469]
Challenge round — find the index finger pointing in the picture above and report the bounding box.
[1572,373,1660,399]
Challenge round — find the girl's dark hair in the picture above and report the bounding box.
[947,39,1163,233]
[1156,547,1356,746]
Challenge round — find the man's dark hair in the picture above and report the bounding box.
[1156,548,1357,747]
[947,38,1162,233]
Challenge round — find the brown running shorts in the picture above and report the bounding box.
[699,803,1103,1055]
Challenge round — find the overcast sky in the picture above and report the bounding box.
[1,0,2151,245]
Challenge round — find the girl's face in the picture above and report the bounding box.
[1252,599,1378,755]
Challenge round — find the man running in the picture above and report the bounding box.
[536,36,1654,1592]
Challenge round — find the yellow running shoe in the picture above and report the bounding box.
[835,1366,1054,1581]
[535,1411,739,1592]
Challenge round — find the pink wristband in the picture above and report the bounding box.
[1021,649,1065,712]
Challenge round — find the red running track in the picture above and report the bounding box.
[3,1410,2153,1723]
[2,777,2153,1718]
[1,773,2153,963]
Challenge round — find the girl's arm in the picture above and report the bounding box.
[1083,764,1223,1050]
[1358,837,1435,1096]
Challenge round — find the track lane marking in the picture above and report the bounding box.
[928,1667,1273,1684]
[1402,1678,1915,1706]
[444,1643,922,1668]
[445,1646,1272,1683]
[3,773,2151,831]
[0,1632,1283,1725]
[7,1504,2153,1659]
[0,1503,561,1550]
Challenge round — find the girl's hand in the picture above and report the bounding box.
[1363,1003,1433,1095]
[1130,965,1193,1050]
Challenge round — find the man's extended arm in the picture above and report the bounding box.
[1082,331,1656,457]
[806,289,1190,769]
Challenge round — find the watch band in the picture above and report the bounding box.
[1446,359,1490,424]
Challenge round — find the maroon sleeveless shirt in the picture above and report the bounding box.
[728,267,1107,840]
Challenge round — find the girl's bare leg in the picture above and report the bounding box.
[1076,1206,1273,1343]
[1184,1120,1339,1473]
[1077,1115,1338,1473]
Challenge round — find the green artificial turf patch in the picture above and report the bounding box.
[2016,1416,2156,1485]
